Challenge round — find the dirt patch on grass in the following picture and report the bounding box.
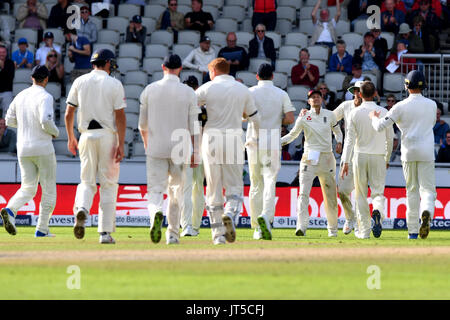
[1,246,450,263]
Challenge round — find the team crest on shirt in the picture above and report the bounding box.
[306,116,312,121]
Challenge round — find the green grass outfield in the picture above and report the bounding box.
[0,227,449,300]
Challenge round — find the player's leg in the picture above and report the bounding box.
[222,161,244,243]
[368,154,386,238]
[402,161,420,238]
[97,132,120,244]
[2,156,39,235]
[165,161,184,244]
[417,161,437,239]
[317,152,339,237]
[296,160,317,236]
[248,146,263,237]
[353,153,371,238]
[180,165,195,236]
[191,164,205,233]
[146,156,169,244]
[258,149,280,240]
[338,161,356,234]
[35,153,57,237]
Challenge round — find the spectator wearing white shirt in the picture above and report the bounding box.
[35,32,61,66]
[310,0,341,48]
[183,36,216,83]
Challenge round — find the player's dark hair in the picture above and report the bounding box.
[360,81,376,99]
[336,39,346,46]
[92,60,107,68]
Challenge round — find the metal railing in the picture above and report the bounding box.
[400,54,449,103]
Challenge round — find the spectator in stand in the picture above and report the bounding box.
[381,0,407,14]
[0,45,15,118]
[342,63,365,100]
[251,0,277,31]
[381,0,406,33]
[35,32,61,66]
[48,0,72,31]
[353,32,384,89]
[12,38,34,69]
[65,28,91,82]
[434,108,450,145]
[184,0,214,37]
[126,15,147,46]
[407,0,441,51]
[317,82,338,111]
[348,0,381,23]
[156,0,185,34]
[291,48,320,88]
[45,49,64,85]
[410,0,442,17]
[436,130,450,162]
[384,93,397,111]
[395,22,424,53]
[248,24,276,68]
[385,41,416,73]
[16,0,48,30]
[77,5,98,44]
[310,0,341,48]
[411,16,437,52]
[328,39,353,74]
[371,28,389,58]
[182,36,216,83]
[218,32,249,77]
[0,118,16,153]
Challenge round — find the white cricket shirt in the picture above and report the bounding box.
[247,80,295,150]
[67,69,126,133]
[342,101,394,164]
[281,108,342,153]
[139,74,200,159]
[371,93,436,162]
[196,74,257,133]
[5,85,59,157]
[333,100,356,163]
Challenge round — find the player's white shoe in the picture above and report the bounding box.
[253,228,262,240]
[73,207,88,239]
[328,230,338,237]
[222,213,236,243]
[35,230,55,237]
[99,233,115,244]
[213,235,226,245]
[166,232,180,245]
[343,220,356,235]
[181,225,199,237]
[257,214,272,240]
[0,208,17,235]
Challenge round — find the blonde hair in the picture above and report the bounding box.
[45,49,59,69]
[208,57,230,75]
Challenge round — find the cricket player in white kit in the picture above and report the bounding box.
[1,65,59,237]
[139,54,201,245]
[65,49,127,244]
[332,81,364,235]
[341,81,394,239]
[247,63,295,240]
[196,58,260,245]
[370,70,436,239]
[281,90,343,237]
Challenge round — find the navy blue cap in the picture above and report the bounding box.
[31,65,49,80]
[44,31,54,39]
[163,54,182,69]
[200,36,211,43]
[132,15,142,23]
[257,63,273,79]
[90,48,116,63]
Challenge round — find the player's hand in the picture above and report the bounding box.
[386,163,390,169]
[340,163,349,178]
[300,108,308,117]
[335,142,342,154]
[114,145,124,163]
[68,137,78,156]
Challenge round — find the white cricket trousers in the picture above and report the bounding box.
[353,153,387,237]
[402,161,436,234]
[247,147,280,229]
[75,129,119,233]
[181,164,205,231]
[202,130,244,240]
[146,156,183,238]
[7,153,56,234]
[297,152,338,234]
[337,161,356,223]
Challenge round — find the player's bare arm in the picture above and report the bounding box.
[64,105,78,156]
[282,111,295,125]
[114,108,126,163]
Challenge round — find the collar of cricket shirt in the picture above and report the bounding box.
[214,74,234,82]
[258,80,273,86]
[163,73,180,81]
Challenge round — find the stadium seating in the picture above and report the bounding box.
[205,31,227,47]
[98,29,121,46]
[222,6,246,22]
[249,58,271,73]
[145,44,169,58]
[124,71,149,86]
[279,46,301,60]
[13,69,32,84]
[107,17,129,35]
[118,3,140,19]
[15,28,38,46]
[173,44,195,60]
[124,84,144,100]
[119,43,143,60]
[126,98,140,114]
[383,73,405,99]
[236,71,257,87]
[116,57,140,74]
[287,86,310,102]
[178,30,201,46]
[144,4,166,19]
[143,57,164,73]
[150,30,174,46]
[285,32,308,49]
[215,18,238,32]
